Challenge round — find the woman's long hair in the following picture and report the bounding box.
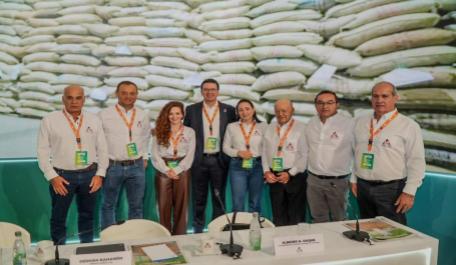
[155,101,185,147]
[236,99,261,122]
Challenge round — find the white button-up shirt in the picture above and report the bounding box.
[202,102,220,154]
[151,126,196,175]
[223,121,267,158]
[306,112,355,176]
[99,104,151,161]
[352,109,425,195]
[262,119,308,176]
[37,110,109,181]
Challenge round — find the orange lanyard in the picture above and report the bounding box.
[63,110,84,150]
[239,121,256,150]
[203,104,219,136]
[115,105,136,142]
[169,125,184,158]
[275,119,295,156]
[368,111,399,152]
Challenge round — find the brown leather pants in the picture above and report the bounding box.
[155,158,189,235]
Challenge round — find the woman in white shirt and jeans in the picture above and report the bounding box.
[223,99,266,213]
[151,101,195,235]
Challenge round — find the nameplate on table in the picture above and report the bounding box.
[273,234,324,256]
[70,250,132,265]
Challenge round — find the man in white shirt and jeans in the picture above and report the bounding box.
[306,90,354,223]
[37,85,108,244]
[99,81,151,229]
[351,82,425,225]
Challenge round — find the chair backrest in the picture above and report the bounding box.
[0,222,31,248]
[100,219,171,242]
[207,212,275,235]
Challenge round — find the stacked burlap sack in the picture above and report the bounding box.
[0,0,455,170]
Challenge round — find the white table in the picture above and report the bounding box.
[3,217,439,265]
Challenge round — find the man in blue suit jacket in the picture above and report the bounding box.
[184,79,236,233]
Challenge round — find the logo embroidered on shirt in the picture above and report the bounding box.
[86,126,93,133]
[285,142,294,151]
[382,139,392,148]
[137,121,142,128]
[254,130,261,136]
[330,131,339,139]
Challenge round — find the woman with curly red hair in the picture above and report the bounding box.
[151,101,195,235]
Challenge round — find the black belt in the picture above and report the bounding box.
[309,171,350,180]
[109,157,142,166]
[358,177,405,186]
[54,163,97,174]
[233,157,261,161]
[203,152,219,157]
[269,168,291,175]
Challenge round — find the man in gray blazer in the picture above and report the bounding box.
[184,79,236,233]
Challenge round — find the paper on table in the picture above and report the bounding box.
[142,244,178,261]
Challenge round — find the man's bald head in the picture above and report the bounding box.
[62,85,85,117]
[274,99,294,125]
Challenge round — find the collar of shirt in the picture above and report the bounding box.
[277,118,294,132]
[116,104,135,117]
[319,111,340,126]
[373,108,397,125]
[203,101,218,113]
[63,108,82,124]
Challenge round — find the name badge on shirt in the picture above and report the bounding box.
[126,143,138,157]
[205,137,218,151]
[360,153,374,170]
[242,158,253,169]
[167,160,179,169]
[272,157,284,172]
[75,151,88,166]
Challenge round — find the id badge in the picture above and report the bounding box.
[126,142,138,157]
[75,150,88,166]
[360,153,374,170]
[205,137,218,151]
[272,157,284,172]
[242,158,253,169]
[167,160,179,169]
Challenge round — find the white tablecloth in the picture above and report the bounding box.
[2,217,438,265]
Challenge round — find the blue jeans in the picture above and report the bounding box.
[229,158,264,213]
[101,160,145,229]
[50,167,98,244]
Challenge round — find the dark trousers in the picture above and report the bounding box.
[191,155,227,233]
[269,171,307,226]
[357,178,407,225]
[50,168,98,244]
[156,168,190,235]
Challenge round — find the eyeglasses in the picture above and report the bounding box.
[315,101,337,107]
[202,89,218,93]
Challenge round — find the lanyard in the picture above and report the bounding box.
[239,121,256,150]
[169,125,184,158]
[115,105,136,142]
[203,103,219,136]
[63,110,84,150]
[275,119,295,156]
[368,110,399,152]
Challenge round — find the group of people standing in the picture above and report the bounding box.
[37,78,425,245]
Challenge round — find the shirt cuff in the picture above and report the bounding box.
[45,170,59,181]
[288,167,298,177]
[173,166,183,175]
[402,184,417,196]
[95,169,106,178]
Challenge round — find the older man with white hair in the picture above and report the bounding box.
[37,85,108,244]
[262,99,308,226]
